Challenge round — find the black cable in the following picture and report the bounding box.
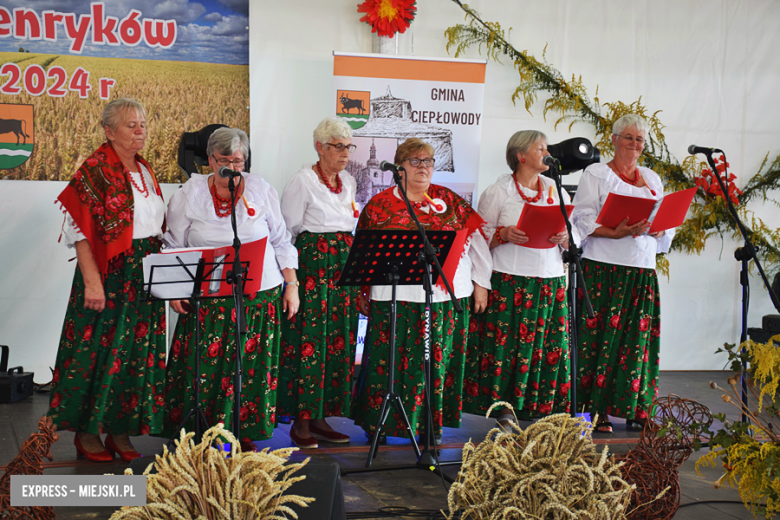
[33,367,54,392]
[425,402,448,492]
[33,382,52,393]
[678,499,765,509]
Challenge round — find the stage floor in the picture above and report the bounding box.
[0,371,757,519]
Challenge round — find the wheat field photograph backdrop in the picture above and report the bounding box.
[0,52,249,183]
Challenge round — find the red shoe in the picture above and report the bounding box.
[74,434,113,463]
[240,440,259,453]
[290,428,318,449]
[105,434,142,462]
[309,423,350,444]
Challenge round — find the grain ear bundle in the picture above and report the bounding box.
[110,423,314,520]
[447,406,634,520]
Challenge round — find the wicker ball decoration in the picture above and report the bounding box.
[616,394,713,520]
[0,416,60,520]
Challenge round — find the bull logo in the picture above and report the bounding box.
[340,95,365,114]
[0,103,34,170]
[336,90,370,130]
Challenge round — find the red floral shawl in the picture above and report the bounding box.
[357,185,486,292]
[357,184,486,238]
[56,142,162,276]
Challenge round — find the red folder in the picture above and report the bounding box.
[648,187,697,233]
[595,192,656,229]
[516,204,574,249]
[162,237,267,296]
[437,229,468,290]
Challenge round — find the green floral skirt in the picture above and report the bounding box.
[47,237,167,435]
[163,287,281,443]
[463,272,571,421]
[351,297,469,437]
[576,259,660,420]
[278,232,360,420]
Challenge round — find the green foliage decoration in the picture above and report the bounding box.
[445,1,780,277]
[690,339,780,518]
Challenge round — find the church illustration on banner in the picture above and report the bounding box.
[343,87,473,206]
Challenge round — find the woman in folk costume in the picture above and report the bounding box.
[463,130,574,427]
[162,127,299,452]
[351,137,492,444]
[278,117,361,449]
[571,114,673,433]
[49,98,166,462]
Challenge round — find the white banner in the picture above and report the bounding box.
[333,52,486,206]
[332,52,486,363]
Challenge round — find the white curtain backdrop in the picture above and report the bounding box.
[0,0,778,379]
[248,0,780,371]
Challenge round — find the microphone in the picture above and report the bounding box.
[218,166,242,179]
[542,155,559,167]
[379,160,399,173]
[688,144,722,155]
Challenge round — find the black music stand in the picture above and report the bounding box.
[338,228,458,470]
[144,251,252,448]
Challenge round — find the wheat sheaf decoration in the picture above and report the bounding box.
[446,405,635,520]
[110,423,313,520]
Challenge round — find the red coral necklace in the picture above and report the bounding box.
[513,174,543,203]
[127,161,149,198]
[210,179,240,218]
[315,161,342,194]
[609,162,656,196]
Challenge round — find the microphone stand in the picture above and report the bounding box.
[548,159,594,418]
[394,167,463,479]
[703,151,780,423]
[226,173,247,442]
[344,166,463,482]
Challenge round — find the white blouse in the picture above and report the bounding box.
[163,174,298,291]
[369,188,493,304]
[280,165,358,242]
[478,174,578,278]
[62,164,165,247]
[571,163,674,269]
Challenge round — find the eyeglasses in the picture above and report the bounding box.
[405,157,435,167]
[325,142,357,153]
[615,134,646,145]
[213,156,245,168]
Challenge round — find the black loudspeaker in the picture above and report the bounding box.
[0,345,34,403]
[286,461,346,520]
[177,123,226,179]
[547,137,601,174]
[176,124,252,179]
[763,314,780,334]
[746,273,780,343]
